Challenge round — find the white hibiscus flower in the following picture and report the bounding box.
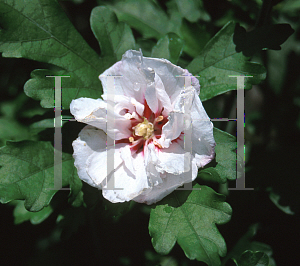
[70,50,215,205]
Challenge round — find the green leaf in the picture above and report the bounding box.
[0,117,31,145]
[234,251,269,266]
[0,0,105,109]
[11,200,53,225]
[214,128,237,181]
[222,224,259,265]
[90,6,135,65]
[29,115,72,136]
[234,23,294,57]
[110,0,180,39]
[179,19,211,58]
[151,33,184,64]
[70,190,84,208]
[0,140,80,211]
[187,21,266,101]
[24,69,102,109]
[175,0,210,22]
[222,224,276,266]
[247,242,276,266]
[108,0,210,58]
[199,128,237,183]
[149,184,232,266]
[267,187,295,215]
[197,166,227,184]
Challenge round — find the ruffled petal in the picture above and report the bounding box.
[120,145,135,174]
[102,152,150,203]
[71,97,133,140]
[190,92,216,167]
[99,50,148,104]
[158,111,184,148]
[133,159,198,205]
[158,87,198,148]
[86,142,126,187]
[72,126,107,188]
[154,142,191,175]
[144,143,163,186]
[143,57,187,104]
[70,98,107,131]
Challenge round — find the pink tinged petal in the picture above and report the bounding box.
[102,152,150,203]
[130,98,144,116]
[99,50,148,104]
[183,69,200,95]
[70,98,107,131]
[72,126,107,188]
[133,160,198,205]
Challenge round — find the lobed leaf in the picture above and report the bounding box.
[0,140,81,211]
[109,0,178,39]
[187,21,266,101]
[175,0,210,23]
[151,32,184,64]
[11,200,53,225]
[199,128,237,183]
[0,0,105,108]
[90,6,135,66]
[149,184,232,266]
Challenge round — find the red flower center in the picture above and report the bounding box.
[116,100,168,154]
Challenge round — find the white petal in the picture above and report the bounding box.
[102,152,150,203]
[120,145,135,174]
[70,98,107,131]
[133,159,198,205]
[158,111,185,148]
[144,143,163,186]
[72,126,106,188]
[145,73,173,116]
[99,50,147,104]
[158,87,197,148]
[143,57,187,104]
[71,97,132,140]
[190,93,216,167]
[155,142,191,175]
[86,142,126,187]
[130,98,144,116]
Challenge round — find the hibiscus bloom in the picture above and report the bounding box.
[70,50,215,204]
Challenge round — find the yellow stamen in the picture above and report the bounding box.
[129,137,134,142]
[133,118,154,140]
[156,115,164,123]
